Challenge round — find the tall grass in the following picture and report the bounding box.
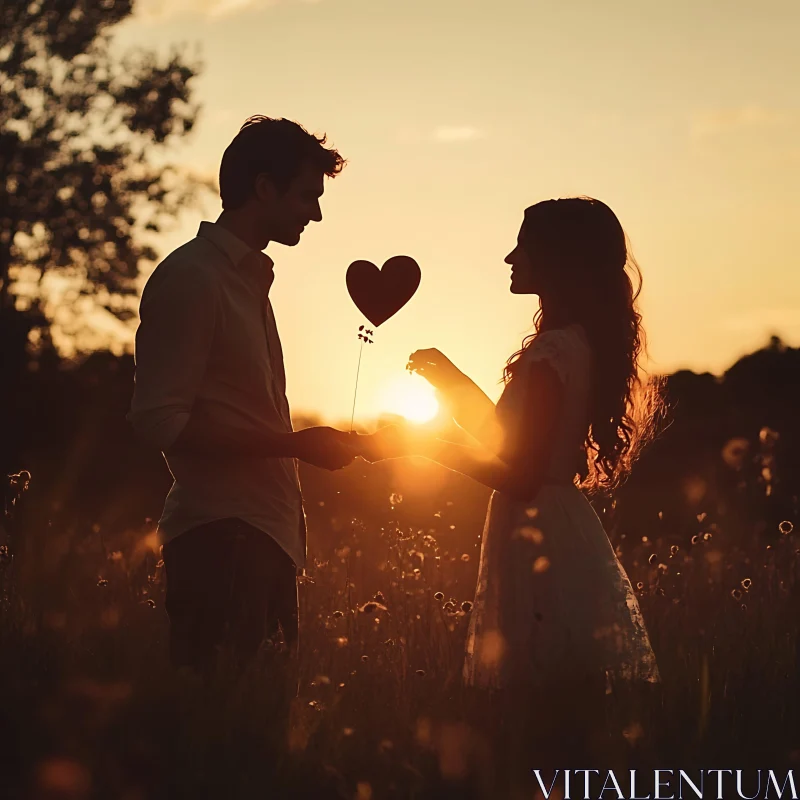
[1,454,798,799]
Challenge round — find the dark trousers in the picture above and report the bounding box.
[162,518,299,674]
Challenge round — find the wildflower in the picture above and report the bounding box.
[433,591,444,601]
[461,601,473,613]
[779,521,794,535]
[741,578,752,590]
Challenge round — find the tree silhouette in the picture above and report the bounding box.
[0,0,206,363]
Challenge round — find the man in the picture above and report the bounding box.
[128,116,356,680]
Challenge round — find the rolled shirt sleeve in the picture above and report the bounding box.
[128,258,219,452]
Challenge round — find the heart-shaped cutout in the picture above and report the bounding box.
[346,255,421,327]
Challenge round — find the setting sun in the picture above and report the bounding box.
[378,374,440,423]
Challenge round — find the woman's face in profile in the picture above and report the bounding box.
[505,226,539,295]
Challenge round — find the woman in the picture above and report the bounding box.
[359,197,661,767]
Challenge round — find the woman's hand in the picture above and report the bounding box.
[350,426,409,463]
[406,349,468,394]
[350,425,430,463]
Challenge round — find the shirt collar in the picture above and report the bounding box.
[197,220,275,293]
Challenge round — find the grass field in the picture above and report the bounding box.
[2,455,799,799]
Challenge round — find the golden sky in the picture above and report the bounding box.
[113,0,800,423]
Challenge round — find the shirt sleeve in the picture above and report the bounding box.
[127,258,219,452]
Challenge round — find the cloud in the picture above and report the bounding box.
[432,126,486,143]
[134,0,284,22]
[690,105,794,140]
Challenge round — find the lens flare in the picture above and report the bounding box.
[379,375,439,423]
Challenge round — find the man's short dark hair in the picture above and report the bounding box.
[219,116,346,210]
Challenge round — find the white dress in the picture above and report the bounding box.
[463,325,660,693]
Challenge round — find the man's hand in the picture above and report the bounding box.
[292,427,357,471]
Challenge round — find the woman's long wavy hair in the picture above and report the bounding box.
[503,197,664,493]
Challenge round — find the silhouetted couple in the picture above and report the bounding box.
[129,116,660,772]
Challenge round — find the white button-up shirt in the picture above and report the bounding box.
[128,221,307,570]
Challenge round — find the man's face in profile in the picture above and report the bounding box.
[265,162,325,247]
